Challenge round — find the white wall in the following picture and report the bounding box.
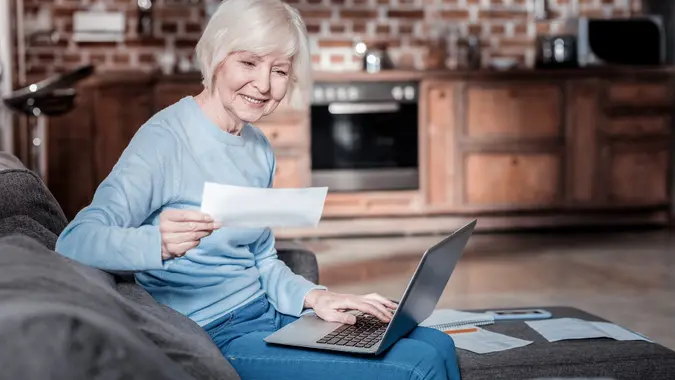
[0,0,15,153]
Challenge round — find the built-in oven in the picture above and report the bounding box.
[310,80,419,192]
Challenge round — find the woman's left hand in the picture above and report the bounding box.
[304,290,398,325]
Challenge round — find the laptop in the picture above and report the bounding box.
[264,219,477,355]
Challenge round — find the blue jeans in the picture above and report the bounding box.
[204,295,462,380]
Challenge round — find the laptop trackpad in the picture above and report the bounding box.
[264,313,343,345]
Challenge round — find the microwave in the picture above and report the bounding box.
[562,16,665,67]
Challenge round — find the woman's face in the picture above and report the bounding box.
[213,51,292,124]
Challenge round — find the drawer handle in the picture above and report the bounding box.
[511,157,519,166]
[271,131,279,140]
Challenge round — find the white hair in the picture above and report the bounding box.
[195,0,311,110]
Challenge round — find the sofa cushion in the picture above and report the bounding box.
[0,301,193,380]
[0,234,241,380]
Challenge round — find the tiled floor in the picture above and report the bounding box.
[286,228,675,351]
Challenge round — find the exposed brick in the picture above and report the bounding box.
[499,38,534,48]
[399,24,414,35]
[113,53,130,64]
[11,0,644,76]
[138,53,156,64]
[376,25,391,34]
[330,24,347,33]
[75,41,118,48]
[467,24,482,35]
[300,9,333,18]
[125,38,166,48]
[387,10,425,19]
[318,40,354,48]
[161,22,178,34]
[306,22,322,34]
[63,54,82,64]
[341,10,378,19]
[175,38,200,49]
[491,24,506,35]
[439,10,470,19]
[185,23,203,34]
[478,10,528,20]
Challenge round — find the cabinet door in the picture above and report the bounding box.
[464,83,562,141]
[93,86,153,181]
[602,144,669,205]
[422,81,457,210]
[464,152,562,208]
[154,83,203,111]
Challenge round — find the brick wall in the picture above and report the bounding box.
[17,0,642,83]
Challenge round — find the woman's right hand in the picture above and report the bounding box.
[159,209,221,260]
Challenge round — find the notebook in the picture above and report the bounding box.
[419,309,495,331]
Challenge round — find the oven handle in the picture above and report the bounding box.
[328,102,400,115]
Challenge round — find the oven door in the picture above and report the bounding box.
[310,101,419,192]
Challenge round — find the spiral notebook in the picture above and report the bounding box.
[419,309,495,331]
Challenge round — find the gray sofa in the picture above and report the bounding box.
[0,152,318,380]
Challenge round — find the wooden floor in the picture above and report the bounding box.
[282,228,675,351]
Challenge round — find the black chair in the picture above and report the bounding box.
[2,65,95,180]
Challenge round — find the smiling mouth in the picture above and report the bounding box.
[241,95,268,104]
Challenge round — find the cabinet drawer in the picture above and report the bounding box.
[607,148,669,204]
[606,83,671,106]
[257,122,306,149]
[464,153,561,206]
[273,155,307,188]
[323,192,421,217]
[465,84,561,140]
[604,116,670,137]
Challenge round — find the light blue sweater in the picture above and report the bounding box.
[55,96,325,327]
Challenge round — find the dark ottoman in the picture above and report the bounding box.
[457,306,675,380]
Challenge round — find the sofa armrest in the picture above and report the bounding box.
[0,153,68,249]
[277,248,319,285]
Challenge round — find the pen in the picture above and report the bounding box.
[444,327,479,335]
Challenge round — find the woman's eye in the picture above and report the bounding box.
[241,61,255,67]
[275,70,288,76]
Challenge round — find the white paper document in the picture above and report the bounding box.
[449,328,533,354]
[200,182,328,228]
[525,318,651,343]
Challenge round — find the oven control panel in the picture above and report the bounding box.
[311,81,419,105]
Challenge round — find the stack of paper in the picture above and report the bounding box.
[447,328,533,354]
[525,318,651,343]
[419,309,494,331]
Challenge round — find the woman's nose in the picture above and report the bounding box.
[252,70,271,94]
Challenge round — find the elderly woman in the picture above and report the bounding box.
[55,0,460,378]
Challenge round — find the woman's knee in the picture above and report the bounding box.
[386,338,449,380]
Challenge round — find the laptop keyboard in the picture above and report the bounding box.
[316,312,389,348]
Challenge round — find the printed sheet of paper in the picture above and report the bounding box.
[449,328,533,354]
[525,318,650,343]
[200,182,328,228]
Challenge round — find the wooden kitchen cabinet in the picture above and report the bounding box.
[421,80,457,211]
[463,152,562,207]
[602,143,669,205]
[463,82,562,141]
